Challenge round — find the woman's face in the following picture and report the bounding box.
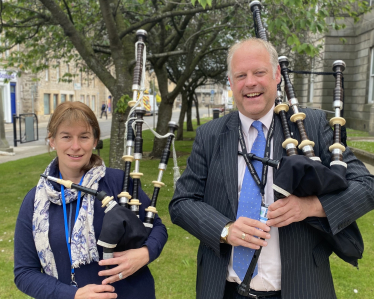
[49,120,97,179]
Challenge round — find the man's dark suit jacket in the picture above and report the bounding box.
[169,109,374,299]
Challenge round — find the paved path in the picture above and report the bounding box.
[0,108,211,164]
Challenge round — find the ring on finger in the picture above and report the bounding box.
[241,233,246,240]
[118,272,123,280]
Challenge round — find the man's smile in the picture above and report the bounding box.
[244,92,263,98]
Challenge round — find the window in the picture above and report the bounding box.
[91,95,96,111]
[44,94,51,114]
[69,95,74,102]
[80,95,85,103]
[86,95,90,106]
[369,48,374,103]
[53,94,58,111]
[45,68,49,81]
[61,94,66,103]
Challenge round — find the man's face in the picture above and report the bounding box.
[228,42,281,120]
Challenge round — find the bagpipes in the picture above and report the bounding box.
[237,1,363,296]
[41,29,180,263]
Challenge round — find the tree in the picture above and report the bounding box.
[0,0,245,164]
[0,0,369,165]
[167,47,228,140]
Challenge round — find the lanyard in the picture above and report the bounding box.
[60,173,84,288]
[238,116,275,202]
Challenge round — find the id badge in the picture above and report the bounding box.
[260,205,268,224]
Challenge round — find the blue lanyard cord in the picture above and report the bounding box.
[60,173,85,276]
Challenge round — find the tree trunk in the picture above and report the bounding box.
[108,39,134,169]
[194,93,201,126]
[109,99,131,169]
[151,64,176,157]
[186,93,193,132]
[176,90,188,141]
[150,100,173,157]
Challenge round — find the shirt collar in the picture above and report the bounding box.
[238,104,275,135]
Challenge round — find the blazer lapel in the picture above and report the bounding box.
[273,113,285,162]
[220,112,239,217]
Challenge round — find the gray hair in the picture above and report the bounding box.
[227,38,279,80]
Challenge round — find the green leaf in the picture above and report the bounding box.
[287,36,294,46]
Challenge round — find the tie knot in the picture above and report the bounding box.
[252,121,263,133]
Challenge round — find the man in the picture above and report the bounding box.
[100,101,107,119]
[169,38,374,299]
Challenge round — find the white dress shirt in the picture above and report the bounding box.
[226,106,281,291]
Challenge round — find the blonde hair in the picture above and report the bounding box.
[227,38,278,80]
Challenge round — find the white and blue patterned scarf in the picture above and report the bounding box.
[32,158,106,278]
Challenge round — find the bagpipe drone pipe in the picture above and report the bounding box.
[43,29,180,264]
[97,29,180,260]
[237,1,363,296]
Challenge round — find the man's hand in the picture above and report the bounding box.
[98,247,150,285]
[266,195,326,228]
[227,217,271,250]
[74,284,117,299]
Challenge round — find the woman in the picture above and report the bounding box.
[14,101,167,299]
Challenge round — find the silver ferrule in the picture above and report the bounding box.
[157,170,164,182]
[104,200,117,213]
[332,148,343,155]
[46,175,58,183]
[291,105,300,115]
[126,140,134,148]
[134,160,140,172]
[103,252,114,260]
[335,108,341,118]
[249,0,262,10]
[146,211,156,219]
[119,197,129,205]
[333,100,343,110]
[126,145,134,156]
[158,163,167,170]
[134,153,142,160]
[276,90,284,101]
[132,85,140,92]
[285,143,297,150]
[301,145,313,153]
[289,97,299,107]
[131,205,139,212]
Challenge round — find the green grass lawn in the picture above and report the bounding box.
[346,128,371,138]
[346,128,374,154]
[1,119,374,298]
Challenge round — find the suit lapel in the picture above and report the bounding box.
[220,112,239,217]
[273,113,285,162]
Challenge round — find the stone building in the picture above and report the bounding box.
[6,63,110,123]
[195,81,230,107]
[292,7,374,135]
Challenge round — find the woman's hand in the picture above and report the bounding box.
[98,247,150,285]
[74,284,117,299]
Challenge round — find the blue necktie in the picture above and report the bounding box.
[233,120,266,281]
